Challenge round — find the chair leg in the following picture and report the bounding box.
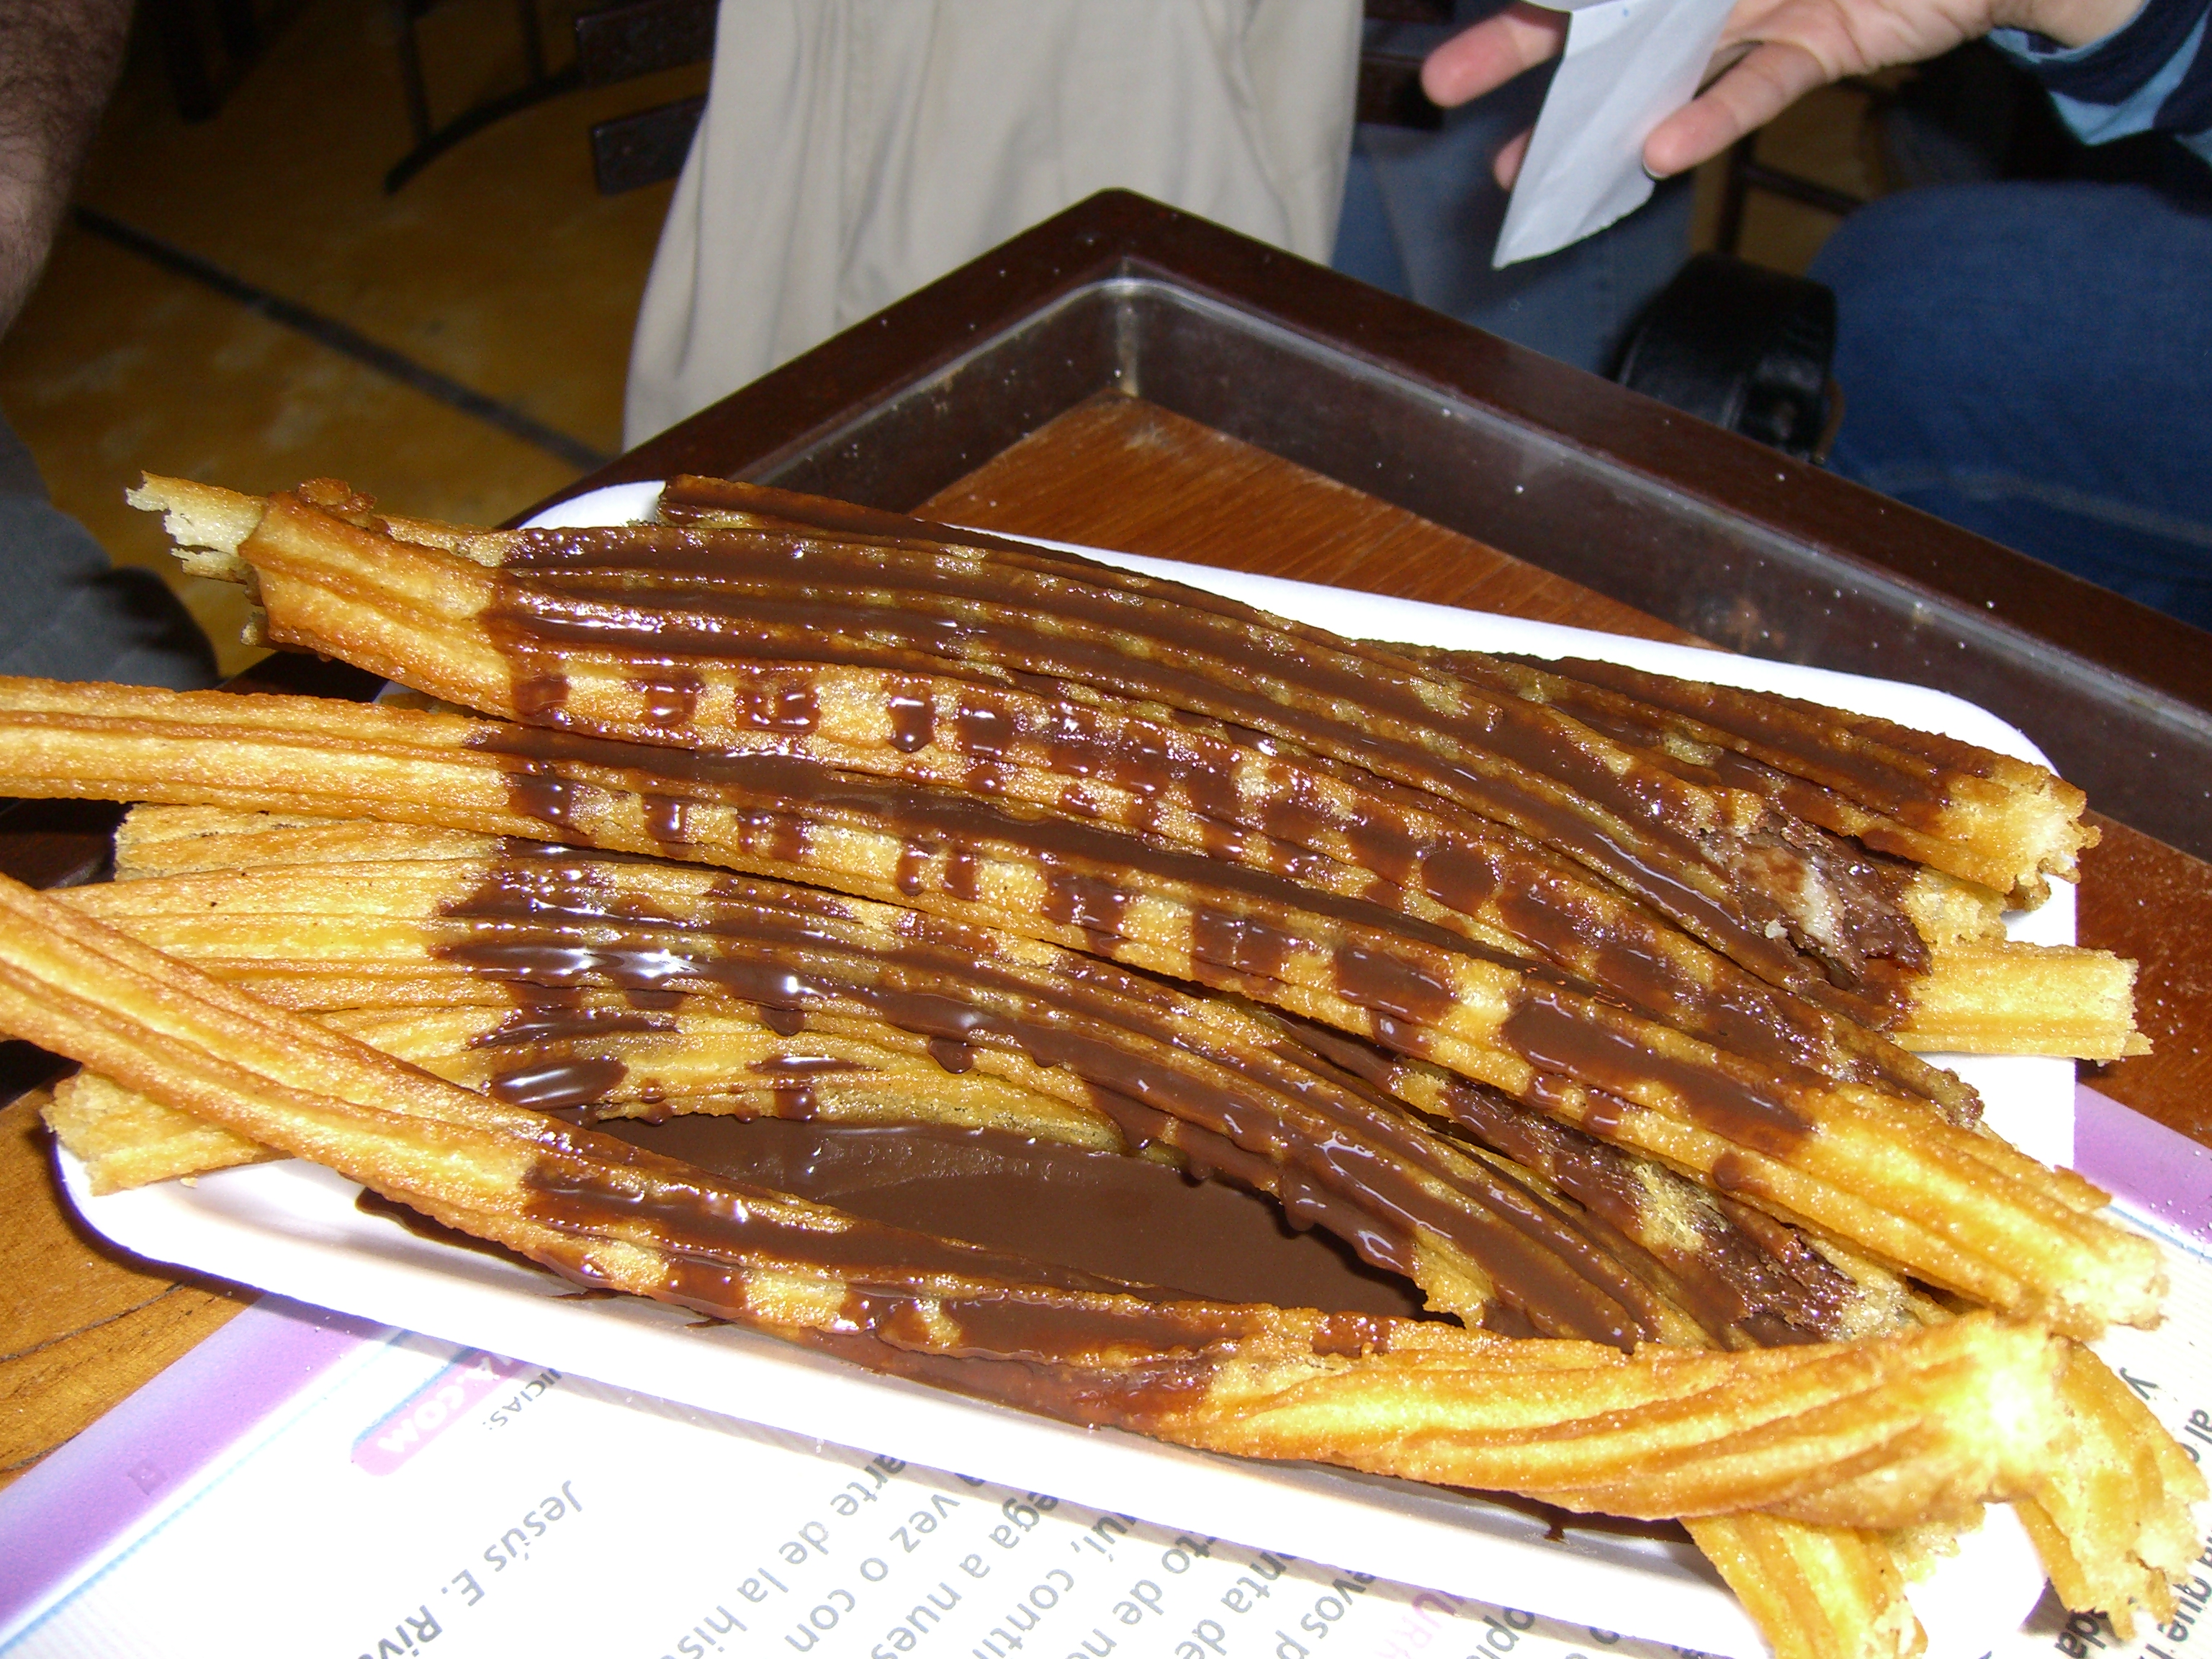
[517,0,549,83]
[214,0,261,63]
[150,0,219,123]
[385,0,578,192]
[392,0,433,145]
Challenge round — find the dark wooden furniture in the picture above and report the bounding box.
[148,0,268,124]
[385,0,575,194]
[574,0,713,194]
[5,190,2206,1495]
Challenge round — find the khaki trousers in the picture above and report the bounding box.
[624,0,1362,446]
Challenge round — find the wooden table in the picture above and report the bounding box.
[6,192,2208,1496]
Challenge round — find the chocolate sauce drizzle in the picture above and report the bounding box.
[594,1116,1429,1319]
[473,490,1915,1010]
[459,716,1948,1157]
[239,483,1979,1136]
[1521,655,2001,814]
[425,845,1845,1349]
[505,1115,1304,1377]
[240,480,1955,1370]
[1268,1012,1857,1344]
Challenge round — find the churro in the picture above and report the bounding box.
[2,678,2157,1331]
[1,873,2198,1575]
[127,474,2074,1026]
[1,472,2191,1659]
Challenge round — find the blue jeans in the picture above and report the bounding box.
[0,403,215,688]
[1809,180,2212,631]
[1332,43,1695,377]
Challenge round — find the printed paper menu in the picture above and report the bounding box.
[4,1327,1696,1659]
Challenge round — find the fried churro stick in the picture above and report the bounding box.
[343,1002,1121,1131]
[96,808,1936,1350]
[1897,947,2146,1058]
[130,473,1997,1020]
[50,814,2180,1659]
[0,676,2008,1114]
[4,867,2200,1565]
[5,682,2156,1333]
[1488,652,2094,907]
[66,849,1791,1349]
[45,1070,278,1190]
[2014,1344,2208,1635]
[45,1055,1114,1196]
[1689,1516,1917,1659]
[111,804,500,878]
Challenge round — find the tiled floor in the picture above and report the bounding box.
[1,0,703,673]
[0,1,1881,678]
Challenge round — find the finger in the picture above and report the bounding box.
[1422,5,1570,108]
[1493,127,1534,189]
[1642,40,1830,175]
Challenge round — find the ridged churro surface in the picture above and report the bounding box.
[0,474,2185,1659]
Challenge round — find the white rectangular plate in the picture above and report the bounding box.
[60,486,2067,1659]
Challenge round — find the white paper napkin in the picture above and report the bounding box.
[1493,0,1739,266]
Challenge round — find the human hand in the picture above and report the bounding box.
[1421,0,2144,186]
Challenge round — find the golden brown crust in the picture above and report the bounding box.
[1684,1516,1920,1659]
[2013,1345,2209,1637]
[13,866,2180,1535]
[0,683,2159,1332]
[1899,942,2148,1059]
[0,475,2174,1659]
[42,1070,279,1192]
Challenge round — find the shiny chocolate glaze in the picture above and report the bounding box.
[423,845,1843,1349]
[595,1116,1430,1318]
[431,855,1658,1342]
[1271,1012,1857,1344]
[493,1103,1413,1400]
[1527,655,2004,814]
[467,477,1920,1008]
[459,719,1917,1162]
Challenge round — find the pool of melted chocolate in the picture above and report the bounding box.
[593,1115,1431,1320]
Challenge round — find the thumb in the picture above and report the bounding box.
[1493,127,1535,189]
